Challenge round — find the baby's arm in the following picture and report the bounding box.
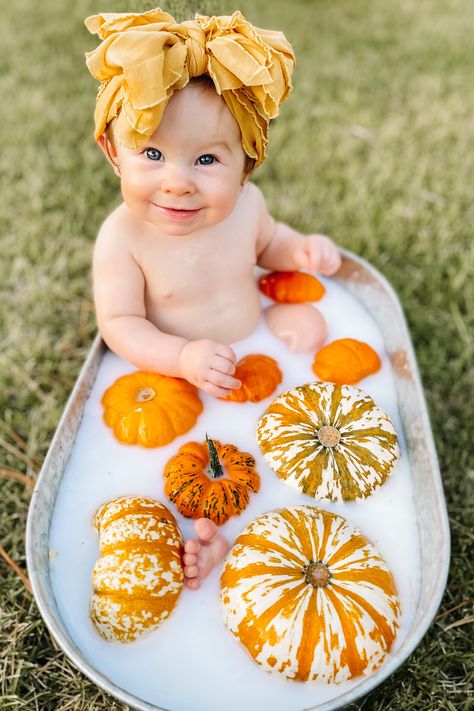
[253,187,341,275]
[93,214,240,397]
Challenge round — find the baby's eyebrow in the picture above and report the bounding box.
[202,141,232,152]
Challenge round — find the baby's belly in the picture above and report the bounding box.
[146,287,262,344]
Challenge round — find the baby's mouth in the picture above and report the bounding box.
[154,204,202,219]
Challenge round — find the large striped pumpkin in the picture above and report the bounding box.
[221,506,400,682]
[256,382,399,501]
[90,496,183,642]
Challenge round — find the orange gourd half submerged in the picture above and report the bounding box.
[164,436,260,525]
[221,506,400,682]
[101,371,202,447]
[313,338,381,385]
[90,497,183,642]
[257,381,399,501]
[259,271,325,303]
[222,354,282,403]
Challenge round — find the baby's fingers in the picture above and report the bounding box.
[214,343,238,364]
[200,381,238,398]
[319,249,342,275]
[212,355,237,376]
[208,368,241,390]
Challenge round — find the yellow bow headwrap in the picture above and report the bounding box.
[85,8,295,166]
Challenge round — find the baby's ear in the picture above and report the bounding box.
[97,134,121,176]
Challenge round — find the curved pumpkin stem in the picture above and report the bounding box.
[206,435,224,479]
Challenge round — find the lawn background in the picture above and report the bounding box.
[1,0,473,708]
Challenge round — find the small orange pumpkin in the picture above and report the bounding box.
[164,436,260,525]
[222,354,282,403]
[259,271,325,303]
[312,338,381,385]
[101,371,202,447]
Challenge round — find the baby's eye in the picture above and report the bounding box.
[197,154,216,166]
[145,148,162,161]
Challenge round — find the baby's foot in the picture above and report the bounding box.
[183,518,229,590]
[265,303,328,352]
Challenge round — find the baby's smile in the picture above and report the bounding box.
[153,204,203,221]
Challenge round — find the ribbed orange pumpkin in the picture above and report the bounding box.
[101,371,202,447]
[164,436,260,525]
[222,354,282,403]
[90,496,183,642]
[312,338,381,385]
[259,271,325,302]
[221,506,400,682]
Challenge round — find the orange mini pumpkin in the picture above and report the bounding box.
[259,271,325,303]
[222,354,282,403]
[164,436,260,525]
[312,338,381,385]
[101,371,202,447]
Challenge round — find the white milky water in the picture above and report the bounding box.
[49,275,420,711]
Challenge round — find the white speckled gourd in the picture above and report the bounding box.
[90,496,183,642]
[256,381,399,501]
[221,506,400,682]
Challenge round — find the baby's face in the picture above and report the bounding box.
[113,84,247,236]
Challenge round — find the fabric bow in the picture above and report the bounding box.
[85,8,295,166]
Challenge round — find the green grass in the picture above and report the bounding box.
[1,0,473,708]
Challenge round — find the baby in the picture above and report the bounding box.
[86,8,341,589]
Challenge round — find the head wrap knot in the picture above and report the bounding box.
[85,8,295,166]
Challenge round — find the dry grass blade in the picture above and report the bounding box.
[435,597,474,621]
[0,468,36,489]
[0,546,33,595]
[444,615,474,632]
[0,419,31,453]
[0,436,41,470]
[0,355,56,408]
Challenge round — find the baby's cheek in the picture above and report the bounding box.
[122,171,146,193]
[211,185,241,218]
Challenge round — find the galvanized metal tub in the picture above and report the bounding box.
[26,250,450,710]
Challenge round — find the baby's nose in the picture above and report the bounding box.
[161,164,195,195]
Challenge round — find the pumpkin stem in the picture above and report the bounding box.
[317,425,341,448]
[303,560,332,588]
[135,386,156,403]
[205,435,224,479]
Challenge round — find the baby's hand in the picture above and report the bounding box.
[293,234,341,276]
[178,340,241,398]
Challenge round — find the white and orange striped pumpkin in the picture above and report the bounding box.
[90,496,183,642]
[221,506,400,682]
[256,382,399,501]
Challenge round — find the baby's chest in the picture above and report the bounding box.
[140,228,257,304]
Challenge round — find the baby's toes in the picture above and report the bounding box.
[184,564,199,579]
[185,577,201,590]
[183,552,198,567]
[184,539,200,555]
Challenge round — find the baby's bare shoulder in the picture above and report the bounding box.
[241,182,275,251]
[242,181,267,210]
[236,182,271,234]
[93,204,145,292]
[94,203,144,262]
[96,203,134,244]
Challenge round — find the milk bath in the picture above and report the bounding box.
[49,275,420,711]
